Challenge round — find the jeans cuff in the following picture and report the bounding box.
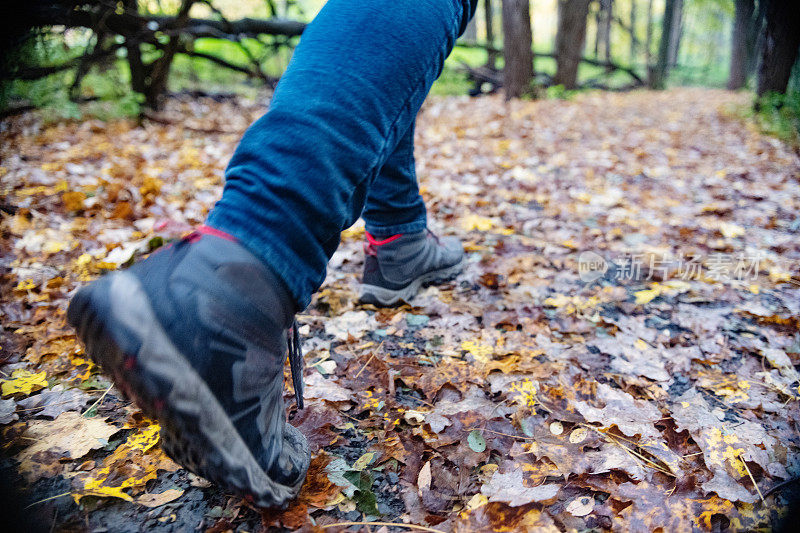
[364,216,427,237]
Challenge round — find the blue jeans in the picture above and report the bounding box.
[207,0,477,309]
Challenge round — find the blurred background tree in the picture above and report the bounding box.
[1,0,799,131]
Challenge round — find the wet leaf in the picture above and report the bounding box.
[566,496,595,517]
[17,411,119,481]
[417,459,432,495]
[343,470,379,515]
[72,423,179,502]
[351,451,375,471]
[481,469,560,507]
[136,488,184,507]
[467,429,487,452]
[0,398,18,424]
[16,385,89,419]
[2,369,48,397]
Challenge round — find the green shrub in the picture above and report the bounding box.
[754,91,800,147]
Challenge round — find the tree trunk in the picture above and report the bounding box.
[602,0,613,65]
[593,3,600,57]
[644,0,654,70]
[747,1,766,79]
[554,0,591,89]
[629,0,637,65]
[121,0,147,96]
[502,0,534,98]
[650,0,677,89]
[594,0,612,61]
[145,0,195,109]
[728,0,755,90]
[485,0,498,69]
[757,0,800,96]
[667,0,683,68]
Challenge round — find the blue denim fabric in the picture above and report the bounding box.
[362,121,427,237]
[207,0,477,309]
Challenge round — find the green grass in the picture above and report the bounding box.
[727,90,800,149]
[754,91,800,147]
[669,63,730,88]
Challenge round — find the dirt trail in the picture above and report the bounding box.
[2,89,799,531]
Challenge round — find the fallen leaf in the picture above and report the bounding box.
[417,460,432,496]
[0,398,18,424]
[481,469,560,506]
[16,385,90,418]
[303,372,352,403]
[352,452,375,471]
[73,423,179,502]
[17,411,119,481]
[467,429,487,452]
[136,488,184,507]
[2,369,48,397]
[566,496,595,517]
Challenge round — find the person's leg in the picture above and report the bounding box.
[208,0,477,310]
[70,0,478,509]
[358,121,465,305]
[362,122,428,237]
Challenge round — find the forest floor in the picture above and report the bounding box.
[2,88,800,532]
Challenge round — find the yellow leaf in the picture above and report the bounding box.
[461,493,489,517]
[463,242,485,252]
[139,177,162,197]
[76,483,134,502]
[2,369,48,396]
[62,190,87,211]
[126,424,161,453]
[17,186,48,196]
[461,214,496,232]
[340,225,365,241]
[661,280,691,292]
[769,268,791,283]
[494,139,512,154]
[14,278,37,292]
[719,222,745,239]
[73,424,177,503]
[510,379,539,409]
[352,452,375,471]
[42,240,68,255]
[543,294,570,308]
[634,286,661,305]
[461,340,493,363]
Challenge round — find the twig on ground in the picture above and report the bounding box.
[24,491,71,509]
[82,384,113,417]
[739,451,766,504]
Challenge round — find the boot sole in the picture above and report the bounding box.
[67,271,303,508]
[359,258,464,306]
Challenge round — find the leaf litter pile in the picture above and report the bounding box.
[2,88,800,532]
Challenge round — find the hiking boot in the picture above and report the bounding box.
[359,229,464,306]
[67,226,310,508]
